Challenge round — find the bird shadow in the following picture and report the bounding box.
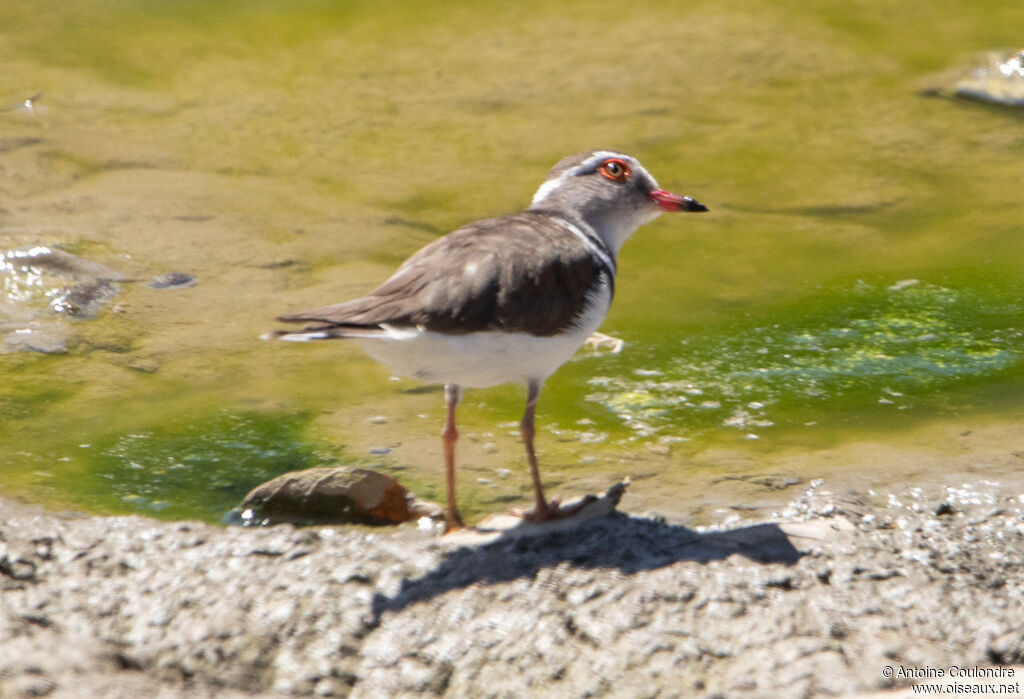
[370,512,804,621]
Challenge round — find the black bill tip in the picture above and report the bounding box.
[682,196,708,213]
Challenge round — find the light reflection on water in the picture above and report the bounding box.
[1,247,53,305]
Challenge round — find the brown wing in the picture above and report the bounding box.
[276,212,613,337]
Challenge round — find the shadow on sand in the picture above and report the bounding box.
[371,512,804,621]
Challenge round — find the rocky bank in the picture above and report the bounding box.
[1,482,1023,698]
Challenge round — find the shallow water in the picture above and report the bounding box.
[1,0,1022,525]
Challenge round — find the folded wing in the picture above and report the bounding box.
[275,213,612,338]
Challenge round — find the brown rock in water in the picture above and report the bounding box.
[236,466,441,526]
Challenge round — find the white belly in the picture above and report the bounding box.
[358,283,611,388]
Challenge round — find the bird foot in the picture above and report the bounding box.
[510,494,599,522]
[442,512,466,534]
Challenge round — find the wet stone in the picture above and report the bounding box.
[49,279,120,317]
[954,49,1024,106]
[1,245,126,352]
[148,272,197,290]
[0,322,69,354]
[125,357,161,373]
[1,246,125,283]
[925,49,1024,107]
[230,466,442,526]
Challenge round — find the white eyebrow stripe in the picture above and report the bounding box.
[529,174,568,208]
[529,151,625,207]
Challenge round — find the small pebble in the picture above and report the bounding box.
[128,358,160,373]
[314,677,345,697]
[149,272,197,290]
[417,516,440,532]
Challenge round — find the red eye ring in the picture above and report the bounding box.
[599,158,631,182]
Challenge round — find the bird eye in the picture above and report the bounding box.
[599,158,631,182]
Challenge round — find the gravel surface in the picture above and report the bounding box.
[2,481,1023,698]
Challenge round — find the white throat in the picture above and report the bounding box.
[591,206,662,257]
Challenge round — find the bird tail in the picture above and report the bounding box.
[261,324,390,342]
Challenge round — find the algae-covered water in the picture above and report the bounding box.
[2,0,1022,525]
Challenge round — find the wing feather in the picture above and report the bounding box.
[276,212,612,337]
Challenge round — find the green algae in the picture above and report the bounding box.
[0,355,84,420]
[584,280,1023,441]
[66,410,335,522]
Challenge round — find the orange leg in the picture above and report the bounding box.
[442,383,465,532]
[515,379,594,522]
[521,379,552,520]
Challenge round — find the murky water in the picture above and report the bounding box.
[2,0,1023,525]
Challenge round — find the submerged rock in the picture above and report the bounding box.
[1,245,127,353]
[49,279,121,317]
[0,321,69,354]
[148,272,196,290]
[231,466,442,526]
[1,246,126,284]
